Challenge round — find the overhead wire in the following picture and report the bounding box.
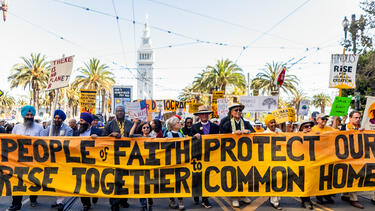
[111,0,127,65]
[235,0,311,63]
[50,0,241,48]
[145,0,306,47]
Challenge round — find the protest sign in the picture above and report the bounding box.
[1,131,375,198]
[126,100,147,121]
[188,102,202,114]
[272,108,295,124]
[80,89,97,114]
[146,100,157,112]
[362,96,375,130]
[329,96,351,116]
[240,96,278,113]
[47,55,74,90]
[298,100,310,116]
[0,89,3,97]
[164,100,186,112]
[156,100,164,112]
[217,98,228,120]
[212,91,224,104]
[112,86,132,112]
[329,54,359,89]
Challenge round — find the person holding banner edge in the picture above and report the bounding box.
[40,109,72,211]
[264,114,282,210]
[340,110,365,209]
[7,105,44,211]
[103,105,133,211]
[298,120,315,210]
[191,105,220,209]
[219,103,254,208]
[78,112,102,211]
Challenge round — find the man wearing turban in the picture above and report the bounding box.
[77,112,103,211]
[8,105,44,211]
[40,109,72,211]
[264,114,282,210]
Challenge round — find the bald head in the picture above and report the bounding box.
[68,119,77,129]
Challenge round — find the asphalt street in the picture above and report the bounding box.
[0,192,374,211]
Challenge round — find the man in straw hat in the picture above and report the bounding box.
[219,102,254,208]
[220,102,255,135]
[191,105,220,208]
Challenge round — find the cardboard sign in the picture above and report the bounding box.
[240,96,278,112]
[126,100,147,121]
[112,86,132,113]
[80,89,97,114]
[217,98,228,120]
[211,104,219,118]
[329,96,351,116]
[164,100,186,112]
[298,100,310,116]
[362,96,375,130]
[188,102,202,114]
[272,108,295,124]
[212,91,225,104]
[47,56,74,90]
[329,54,358,89]
[146,100,157,112]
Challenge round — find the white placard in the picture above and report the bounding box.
[217,98,228,120]
[329,54,358,89]
[298,100,310,116]
[125,101,147,121]
[239,96,278,113]
[47,55,74,90]
[362,96,375,130]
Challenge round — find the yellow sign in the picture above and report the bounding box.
[272,108,295,124]
[164,100,186,112]
[188,103,202,114]
[1,131,375,197]
[146,100,157,113]
[212,91,225,104]
[80,89,97,114]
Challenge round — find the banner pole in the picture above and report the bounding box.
[49,89,59,136]
[339,48,346,97]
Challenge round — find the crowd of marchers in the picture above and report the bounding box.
[0,102,371,211]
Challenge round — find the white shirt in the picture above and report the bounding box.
[265,127,282,133]
[12,122,43,136]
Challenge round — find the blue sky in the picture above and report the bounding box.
[0,0,364,102]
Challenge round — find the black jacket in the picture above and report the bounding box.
[220,116,255,134]
[103,119,133,137]
[191,122,220,135]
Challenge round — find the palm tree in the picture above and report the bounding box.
[197,59,246,93]
[312,93,332,113]
[251,62,299,96]
[8,53,50,114]
[0,92,15,113]
[66,85,80,118]
[73,58,115,114]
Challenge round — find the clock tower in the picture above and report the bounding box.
[137,16,154,99]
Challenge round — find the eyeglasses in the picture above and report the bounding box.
[303,125,312,129]
[142,126,150,129]
[321,118,328,121]
[233,109,243,112]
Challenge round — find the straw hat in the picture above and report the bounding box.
[194,105,213,115]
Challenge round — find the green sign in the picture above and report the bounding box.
[329,96,351,116]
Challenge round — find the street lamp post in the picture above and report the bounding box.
[0,0,7,22]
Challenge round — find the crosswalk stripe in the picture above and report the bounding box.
[212,197,231,211]
[240,197,268,211]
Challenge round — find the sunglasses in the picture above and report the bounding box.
[233,109,243,112]
[321,118,328,121]
[303,125,312,129]
[142,126,150,129]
